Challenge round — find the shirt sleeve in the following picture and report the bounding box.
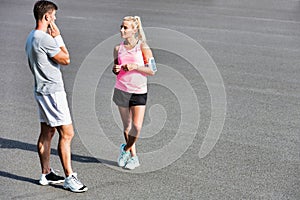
[40,34,61,58]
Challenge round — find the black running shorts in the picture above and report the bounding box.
[113,88,147,107]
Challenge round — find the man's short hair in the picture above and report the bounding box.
[33,0,58,21]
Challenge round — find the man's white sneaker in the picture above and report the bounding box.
[63,173,88,193]
[39,168,65,186]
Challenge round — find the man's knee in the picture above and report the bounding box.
[40,123,56,138]
[58,124,74,140]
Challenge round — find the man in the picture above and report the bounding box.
[25,0,87,193]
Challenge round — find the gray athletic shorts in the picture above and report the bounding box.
[34,91,72,127]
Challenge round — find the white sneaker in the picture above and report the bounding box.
[124,156,140,170]
[39,168,64,186]
[63,173,88,193]
[117,144,130,167]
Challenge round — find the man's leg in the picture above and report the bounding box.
[56,124,74,177]
[57,123,88,192]
[37,122,56,174]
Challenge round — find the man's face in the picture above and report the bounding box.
[45,10,56,24]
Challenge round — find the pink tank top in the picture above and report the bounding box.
[115,41,147,94]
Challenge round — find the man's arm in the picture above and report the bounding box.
[48,21,70,65]
[52,45,70,65]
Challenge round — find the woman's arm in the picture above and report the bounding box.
[138,42,156,76]
[122,42,156,76]
[112,45,121,75]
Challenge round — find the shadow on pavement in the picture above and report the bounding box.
[0,171,38,185]
[0,137,117,165]
[1,137,118,184]
[0,170,70,191]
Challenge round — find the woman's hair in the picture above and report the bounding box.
[123,16,146,42]
[33,0,58,21]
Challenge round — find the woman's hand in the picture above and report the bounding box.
[112,64,121,74]
[122,63,138,71]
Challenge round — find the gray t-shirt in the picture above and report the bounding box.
[25,30,64,94]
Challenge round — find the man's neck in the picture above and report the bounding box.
[35,21,48,32]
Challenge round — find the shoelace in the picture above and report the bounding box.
[71,175,83,186]
[129,157,137,164]
[121,151,129,157]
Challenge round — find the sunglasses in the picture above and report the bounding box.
[120,25,130,30]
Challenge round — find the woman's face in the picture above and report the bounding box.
[120,20,137,39]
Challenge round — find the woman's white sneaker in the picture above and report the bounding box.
[117,144,130,167]
[124,156,140,170]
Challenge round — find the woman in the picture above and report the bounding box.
[112,16,157,170]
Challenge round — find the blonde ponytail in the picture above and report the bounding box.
[134,16,146,42]
[123,16,146,42]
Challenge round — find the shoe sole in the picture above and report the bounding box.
[63,185,88,193]
[117,163,125,167]
[39,180,65,186]
[117,158,129,167]
[124,164,140,170]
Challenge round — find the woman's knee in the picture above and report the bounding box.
[123,121,132,133]
[132,123,142,134]
[123,125,131,134]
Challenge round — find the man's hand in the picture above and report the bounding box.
[48,21,61,38]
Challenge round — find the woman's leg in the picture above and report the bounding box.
[118,106,132,141]
[118,106,137,156]
[124,105,146,157]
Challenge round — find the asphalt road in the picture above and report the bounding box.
[1,0,300,199]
